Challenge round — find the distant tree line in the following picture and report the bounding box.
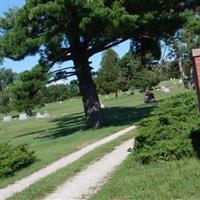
[95,49,181,96]
[0,67,79,115]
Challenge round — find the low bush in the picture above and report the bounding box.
[0,143,35,177]
[134,92,200,164]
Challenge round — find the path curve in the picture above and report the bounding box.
[0,126,136,200]
[44,139,134,200]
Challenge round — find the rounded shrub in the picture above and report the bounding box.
[0,143,36,177]
[134,92,200,164]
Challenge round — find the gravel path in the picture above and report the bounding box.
[0,126,136,200]
[43,139,134,200]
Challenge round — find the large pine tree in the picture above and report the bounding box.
[0,0,199,128]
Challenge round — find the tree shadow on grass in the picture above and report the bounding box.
[103,104,155,127]
[37,103,156,140]
[14,103,156,140]
[34,112,85,140]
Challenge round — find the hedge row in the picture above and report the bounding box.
[134,92,200,164]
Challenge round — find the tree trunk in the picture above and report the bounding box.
[79,81,104,128]
[115,91,118,98]
[73,53,104,129]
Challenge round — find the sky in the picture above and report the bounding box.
[0,0,130,77]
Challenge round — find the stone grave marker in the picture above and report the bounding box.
[19,113,28,120]
[3,115,12,122]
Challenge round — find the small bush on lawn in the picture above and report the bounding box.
[0,143,36,177]
[134,92,200,164]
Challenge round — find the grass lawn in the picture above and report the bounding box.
[0,84,186,188]
[90,156,200,200]
[8,130,136,200]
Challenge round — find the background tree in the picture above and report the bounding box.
[118,51,135,92]
[166,11,200,88]
[0,88,10,114]
[68,80,80,98]
[0,68,16,115]
[9,66,47,115]
[118,52,163,92]
[96,49,120,97]
[0,0,199,128]
[45,84,70,103]
[0,68,16,92]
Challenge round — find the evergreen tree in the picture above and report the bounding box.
[96,49,120,97]
[0,68,16,92]
[0,0,199,127]
[9,66,47,115]
[45,84,70,103]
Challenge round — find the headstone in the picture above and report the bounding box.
[19,113,28,120]
[192,48,200,111]
[36,111,50,119]
[100,102,105,108]
[3,116,12,122]
[161,86,170,93]
[44,111,50,117]
[179,79,183,84]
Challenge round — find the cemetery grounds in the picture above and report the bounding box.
[1,81,200,199]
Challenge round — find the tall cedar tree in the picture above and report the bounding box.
[96,49,120,97]
[0,0,199,128]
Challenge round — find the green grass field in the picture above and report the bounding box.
[1,84,186,188]
[90,156,200,200]
[8,130,136,200]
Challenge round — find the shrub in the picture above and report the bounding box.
[0,143,36,177]
[134,92,200,164]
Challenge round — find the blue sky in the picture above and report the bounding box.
[0,0,130,75]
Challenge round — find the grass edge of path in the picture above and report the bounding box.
[8,130,136,200]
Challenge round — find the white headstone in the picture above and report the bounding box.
[36,111,50,119]
[161,86,170,93]
[100,101,105,108]
[19,113,28,120]
[44,111,50,117]
[179,79,183,84]
[3,116,12,122]
[36,112,43,118]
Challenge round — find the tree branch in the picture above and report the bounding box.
[88,38,129,57]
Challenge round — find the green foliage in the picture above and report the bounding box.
[0,143,35,177]
[0,0,196,74]
[0,0,199,127]
[0,68,16,114]
[96,49,120,96]
[134,92,200,163]
[118,51,164,92]
[9,65,47,115]
[0,68,16,92]
[68,80,79,97]
[45,84,70,103]
[0,89,11,114]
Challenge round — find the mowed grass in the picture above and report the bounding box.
[8,130,136,200]
[90,156,200,200]
[0,85,185,188]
